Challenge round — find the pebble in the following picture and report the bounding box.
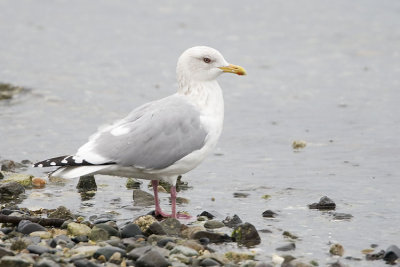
[276,242,296,251]
[192,231,231,243]
[198,211,215,219]
[204,220,225,229]
[308,196,336,210]
[26,244,54,255]
[0,255,35,267]
[170,245,199,257]
[32,177,46,188]
[126,178,142,189]
[233,192,249,198]
[232,222,261,247]
[71,245,101,257]
[136,250,170,267]
[93,223,120,237]
[0,182,25,199]
[331,212,353,220]
[0,247,14,258]
[132,189,155,206]
[73,259,103,267]
[48,206,74,220]
[93,246,126,260]
[223,214,243,228]
[262,210,276,218]
[383,245,400,264]
[330,243,344,256]
[146,221,167,235]
[89,227,109,241]
[29,231,52,239]
[67,222,91,236]
[76,175,97,192]
[121,223,143,238]
[160,218,181,236]
[17,220,46,234]
[200,258,221,266]
[35,258,60,267]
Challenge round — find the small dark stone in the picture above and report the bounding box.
[71,235,88,243]
[0,228,13,234]
[76,175,97,192]
[192,231,231,243]
[136,250,170,267]
[0,172,3,179]
[276,242,296,251]
[262,210,277,218]
[282,231,298,239]
[223,214,242,228]
[308,196,336,210]
[328,261,346,267]
[121,223,143,238]
[132,189,155,206]
[146,222,167,236]
[0,255,34,267]
[26,244,54,255]
[0,160,25,171]
[127,246,152,260]
[17,220,46,234]
[198,237,210,246]
[160,218,181,236]
[157,238,175,247]
[93,223,119,237]
[344,256,361,261]
[0,182,25,198]
[0,209,13,215]
[383,245,400,264]
[93,246,126,261]
[0,246,14,258]
[259,229,273,233]
[232,223,261,247]
[331,212,353,220]
[233,192,249,198]
[73,259,103,267]
[198,211,215,219]
[200,258,221,266]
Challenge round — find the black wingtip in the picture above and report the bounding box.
[34,155,116,168]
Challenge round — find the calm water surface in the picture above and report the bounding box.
[0,1,399,265]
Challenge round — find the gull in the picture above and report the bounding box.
[34,46,246,218]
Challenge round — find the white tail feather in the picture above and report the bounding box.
[50,165,110,179]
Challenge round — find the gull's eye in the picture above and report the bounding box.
[203,57,211,63]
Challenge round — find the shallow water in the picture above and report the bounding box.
[1,0,400,265]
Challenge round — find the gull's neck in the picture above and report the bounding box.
[177,80,224,115]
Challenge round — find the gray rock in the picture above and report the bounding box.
[0,255,34,267]
[73,259,103,267]
[383,245,400,264]
[0,247,14,258]
[0,182,25,199]
[200,258,221,266]
[67,222,91,236]
[93,223,119,237]
[308,196,336,210]
[127,246,152,260]
[204,220,225,229]
[133,189,155,206]
[146,222,167,236]
[136,250,169,267]
[276,242,296,251]
[157,238,175,247]
[93,246,126,261]
[76,175,97,192]
[192,231,231,243]
[121,223,143,238]
[89,227,109,241]
[26,244,54,255]
[126,178,141,189]
[160,218,181,236]
[34,258,60,267]
[17,220,46,235]
[232,223,261,247]
[170,245,198,257]
[198,211,215,219]
[233,192,249,198]
[0,172,3,179]
[223,215,242,228]
[49,235,73,248]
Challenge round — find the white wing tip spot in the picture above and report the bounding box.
[50,162,56,166]
[111,126,130,136]
[37,164,43,168]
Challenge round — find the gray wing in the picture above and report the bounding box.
[76,94,208,170]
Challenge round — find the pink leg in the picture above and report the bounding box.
[151,180,190,219]
[152,180,172,218]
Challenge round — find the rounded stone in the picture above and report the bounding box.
[231,223,261,247]
[89,227,109,241]
[136,250,170,267]
[67,222,91,236]
[121,223,143,238]
[204,220,225,229]
[93,246,126,261]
